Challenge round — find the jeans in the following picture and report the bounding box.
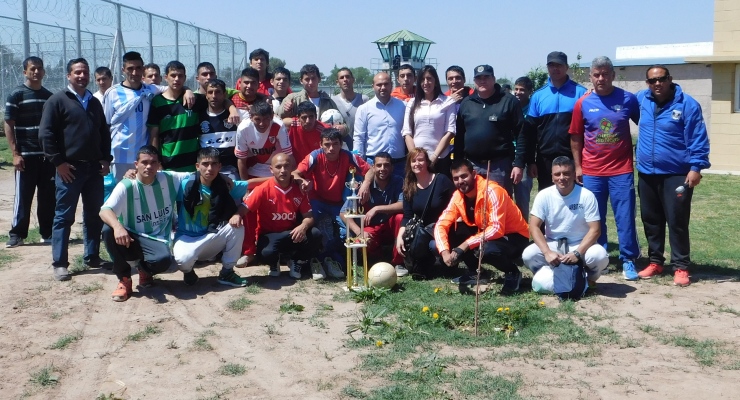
[52,161,105,268]
[513,169,533,219]
[257,227,322,266]
[310,200,346,265]
[103,224,173,280]
[471,157,513,196]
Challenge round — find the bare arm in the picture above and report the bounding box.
[4,120,24,172]
[100,208,133,248]
[404,135,415,153]
[529,215,560,267]
[432,132,455,163]
[237,158,250,180]
[570,134,584,184]
[149,126,160,149]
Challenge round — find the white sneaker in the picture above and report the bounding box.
[39,237,52,245]
[395,264,409,277]
[310,258,326,280]
[324,257,345,279]
[236,254,254,268]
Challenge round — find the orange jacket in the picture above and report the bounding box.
[434,175,529,252]
[391,86,414,102]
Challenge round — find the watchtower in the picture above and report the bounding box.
[371,30,436,79]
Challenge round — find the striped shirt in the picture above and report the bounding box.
[4,84,53,155]
[147,93,208,172]
[104,83,163,164]
[101,171,190,244]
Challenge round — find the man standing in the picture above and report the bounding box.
[198,79,240,180]
[331,68,369,151]
[570,56,641,280]
[231,67,268,111]
[278,64,338,119]
[249,48,275,96]
[526,51,587,190]
[39,58,112,281]
[354,72,406,178]
[391,64,415,102]
[93,66,112,104]
[270,67,292,113]
[522,157,608,292]
[512,76,535,219]
[4,56,54,247]
[454,64,526,195]
[434,159,529,294]
[635,65,710,287]
[143,63,161,85]
[445,66,474,98]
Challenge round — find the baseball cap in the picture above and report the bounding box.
[547,51,568,65]
[473,64,494,78]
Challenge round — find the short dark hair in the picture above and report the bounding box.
[374,152,392,164]
[337,67,353,79]
[94,66,112,78]
[23,56,43,70]
[137,145,161,161]
[514,76,533,92]
[240,67,260,80]
[296,101,317,117]
[646,64,671,79]
[272,67,290,80]
[206,78,226,93]
[122,51,143,65]
[66,58,89,73]
[197,147,221,163]
[299,64,320,80]
[197,62,215,74]
[320,128,342,143]
[445,65,465,80]
[143,63,160,74]
[398,64,415,76]
[551,156,575,171]
[249,48,269,62]
[249,101,273,117]
[164,61,186,75]
[450,158,474,174]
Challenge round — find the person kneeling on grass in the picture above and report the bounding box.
[244,153,321,279]
[100,145,192,302]
[522,156,608,293]
[172,147,248,287]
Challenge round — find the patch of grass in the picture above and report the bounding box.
[662,334,721,366]
[226,296,254,311]
[350,286,390,303]
[29,364,60,388]
[279,301,305,314]
[126,325,162,342]
[166,340,179,349]
[218,363,246,376]
[77,282,104,294]
[453,370,524,399]
[244,283,263,295]
[96,394,125,400]
[263,324,279,336]
[193,330,215,351]
[718,305,740,316]
[0,250,18,269]
[50,332,83,350]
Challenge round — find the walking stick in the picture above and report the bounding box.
[474,160,491,336]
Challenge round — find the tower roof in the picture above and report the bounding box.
[373,30,434,44]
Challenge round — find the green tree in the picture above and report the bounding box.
[268,57,286,73]
[350,67,372,86]
[569,53,588,84]
[526,66,549,91]
[496,77,512,88]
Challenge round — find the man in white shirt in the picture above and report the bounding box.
[331,68,368,151]
[522,156,608,292]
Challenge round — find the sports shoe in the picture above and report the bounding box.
[137,267,154,288]
[183,270,199,286]
[218,269,248,287]
[310,258,326,280]
[6,236,23,248]
[395,264,409,277]
[53,266,70,281]
[324,257,345,279]
[501,270,521,295]
[451,274,486,285]
[289,259,308,280]
[39,237,52,245]
[622,261,639,281]
[638,263,664,279]
[111,277,133,302]
[268,262,281,277]
[236,254,254,268]
[674,269,690,287]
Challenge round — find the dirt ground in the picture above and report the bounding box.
[1,166,739,400]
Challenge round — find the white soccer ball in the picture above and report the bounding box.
[320,109,344,125]
[368,262,397,289]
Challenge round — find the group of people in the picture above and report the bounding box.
[3,47,709,302]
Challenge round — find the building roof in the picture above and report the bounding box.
[578,57,690,68]
[373,30,435,44]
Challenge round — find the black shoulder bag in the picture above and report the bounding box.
[403,175,438,261]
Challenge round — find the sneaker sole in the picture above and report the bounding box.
[268,271,281,277]
[217,279,247,287]
[623,273,639,281]
[289,273,301,279]
[111,294,129,302]
[137,282,154,288]
[312,274,325,280]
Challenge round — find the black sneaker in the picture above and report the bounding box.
[6,236,23,248]
[451,274,489,285]
[501,270,521,295]
[183,270,199,286]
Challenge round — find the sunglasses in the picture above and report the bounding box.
[647,76,670,84]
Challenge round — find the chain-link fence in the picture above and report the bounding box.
[0,0,247,103]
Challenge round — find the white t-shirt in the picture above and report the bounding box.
[530,184,600,244]
[234,118,292,177]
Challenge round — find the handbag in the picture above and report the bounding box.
[403,175,438,260]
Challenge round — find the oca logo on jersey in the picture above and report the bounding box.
[272,212,296,221]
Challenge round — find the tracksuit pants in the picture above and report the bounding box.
[257,227,322,266]
[103,225,173,280]
[174,224,245,272]
[9,155,55,240]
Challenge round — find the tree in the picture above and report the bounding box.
[526,66,549,91]
[268,57,286,73]
[496,77,512,88]
[351,67,372,86]
[569,53,588,84]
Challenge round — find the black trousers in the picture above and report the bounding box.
[535,153,572,191]
[103,224,173,280]
[9,155,55,239]
[257,227,321,265]
[447,223,529,274]
[638,173,693,271]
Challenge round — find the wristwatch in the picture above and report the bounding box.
[452,247,464,256]
[572,250,582,260]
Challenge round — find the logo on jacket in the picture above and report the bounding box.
[671,110,682,121]
[268,136,276,144]
[223,119,234,129]
[200,121,211,133]
[611,105,622,112]
[293,197,302,207]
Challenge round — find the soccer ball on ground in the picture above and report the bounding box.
[320,109,344,126]
[368,262,397,289]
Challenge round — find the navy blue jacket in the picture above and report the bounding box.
[635,84,710,174]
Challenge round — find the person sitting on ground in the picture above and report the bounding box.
[340,152,406,277]
[522,156,608,292]
[100,146,191,302]
[245,153,321,279]
[433,159,529,294]
[172,147,248,287]
[283,101,330,165]
[395,148,455,278]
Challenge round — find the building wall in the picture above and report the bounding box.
[713,0,740,56]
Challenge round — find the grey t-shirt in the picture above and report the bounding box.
[332,92,369,150]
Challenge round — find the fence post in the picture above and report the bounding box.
[196,28,200,65]
[215,34,219,77]
[62,26,67,64]
[21,0,30,58]
[175,21,179,61]
[231,36,235,86]
[148,12,153,64]
[75,0,81,57]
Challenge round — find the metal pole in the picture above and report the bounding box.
[148,12,153,63]
[62,27,67,64]
[92,33,96,68]
[174,21,179,61]
[243,41,247,69]
[21,0,30,58]
[196,28,200,64]
[231,36,235,86]
[75,0,81,57]
[215,35,220,76]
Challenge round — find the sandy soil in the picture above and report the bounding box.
[1,166,739,400]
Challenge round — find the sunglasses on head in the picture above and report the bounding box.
[647,76,670,84]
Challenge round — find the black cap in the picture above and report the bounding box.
[473,64,494,78]
[547,51,568,65]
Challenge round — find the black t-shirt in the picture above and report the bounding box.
[197,108,238,169]
[402,173,456,226]
[464,195,476,222]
